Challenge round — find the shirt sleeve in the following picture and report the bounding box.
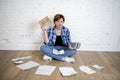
[66,29,72,45]
[43,29,50,45]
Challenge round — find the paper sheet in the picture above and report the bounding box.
[39,16,51,27]
[59,67,77,76]
[92,65,104,70]
[16,61,40,70]
[35,65,56,76]
[79,65,96,74]
[12,56,32,62]
[14,60,24,64]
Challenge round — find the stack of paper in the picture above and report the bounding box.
[59,67,77,76]
[35,65,56,76]
[16,61,40,70]
[79,65,96,74]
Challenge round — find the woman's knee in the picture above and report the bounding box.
[40,45,47,52]
[40,45,54,53]
[71,49,77,55]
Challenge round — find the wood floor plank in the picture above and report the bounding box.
[0,50,120,80]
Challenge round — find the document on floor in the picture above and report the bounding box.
[16,61,40,70]
[14,60,24,64]
[35,65,56,76]
[92,65,104,70]
[11,56,32,62]
[79,65,96,74]
[59,67,77,76]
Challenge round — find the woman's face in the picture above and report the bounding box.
[55,18,64,28]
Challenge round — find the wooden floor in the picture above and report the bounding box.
[0,50,120,80]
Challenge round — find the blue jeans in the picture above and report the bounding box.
[40,45,77,60]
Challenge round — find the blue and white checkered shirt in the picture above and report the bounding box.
[45,26,71,47]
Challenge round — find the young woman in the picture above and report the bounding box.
[40,14,77,62]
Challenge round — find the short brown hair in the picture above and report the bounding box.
[54,14,65,23]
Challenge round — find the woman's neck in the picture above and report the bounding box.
[55,26,62,30]
[55,26,62,36]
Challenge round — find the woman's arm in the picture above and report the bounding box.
[68,44,74,50]
[41,27,49,44]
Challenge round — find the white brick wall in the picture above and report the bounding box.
[0,0,120,51]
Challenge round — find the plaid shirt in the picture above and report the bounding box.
[45,26,71,46]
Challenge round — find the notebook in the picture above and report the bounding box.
[16,61,40,70]
[79,65,96,74]
[35,65,56,76]
[59,67,77,76]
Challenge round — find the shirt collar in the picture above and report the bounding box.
[53,26,65,36]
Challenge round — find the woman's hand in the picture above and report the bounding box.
[40,26,49,44]
[41,26,47,32]
[69,44,74,50]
